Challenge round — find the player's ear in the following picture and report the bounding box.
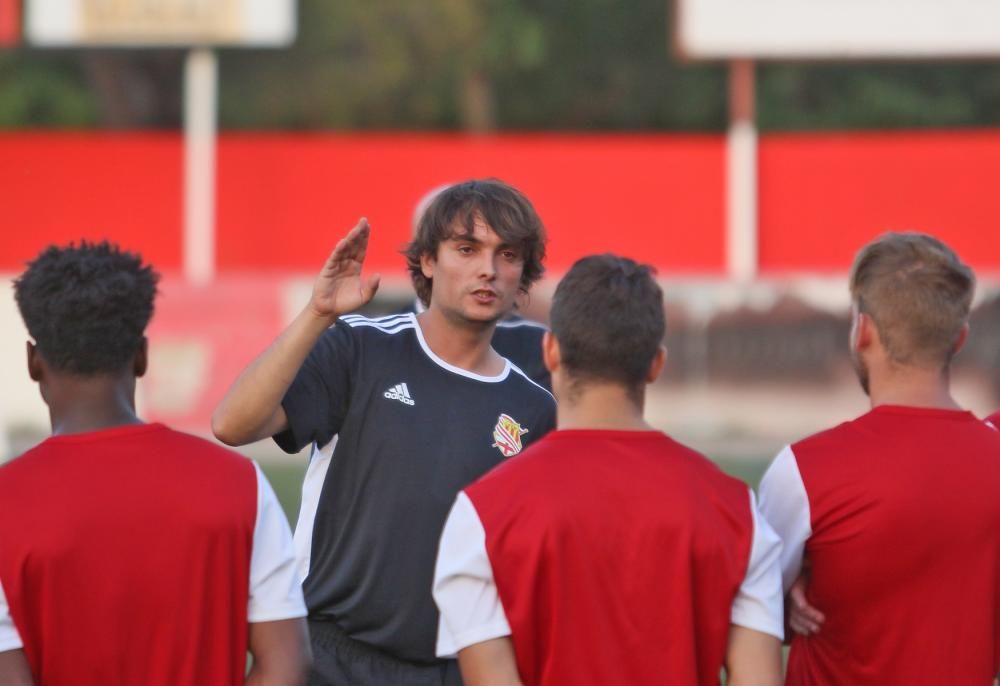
[420,250,436,280]
[850,303,874,354]
[27,341,43,382]
[952,323,969,356]
[134,337,149,378]
[646,345,667,384]
[856,312,878,352]
[542,331,560,374]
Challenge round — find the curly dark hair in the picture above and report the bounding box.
[404,179,547,307]
[13,241,160,375]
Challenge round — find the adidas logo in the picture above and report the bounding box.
[383,382,415,406]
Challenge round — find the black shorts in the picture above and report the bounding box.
[307,619,464,686]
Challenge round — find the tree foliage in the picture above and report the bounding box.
[0,0,998,131]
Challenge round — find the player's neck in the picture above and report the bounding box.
[556,383,653,431]
[416,308,505,376]
[44,375,142,436]
[867,364,962,411]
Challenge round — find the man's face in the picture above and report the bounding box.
[421,212,525,326]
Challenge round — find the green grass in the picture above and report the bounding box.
[260,462,308,524]
[260,458,771,526]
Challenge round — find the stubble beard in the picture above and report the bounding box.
[439,298,506,334]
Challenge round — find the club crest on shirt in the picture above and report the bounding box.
[491,413,528,457]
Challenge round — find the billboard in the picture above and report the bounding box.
[676,0,1000,59]
[27,0,294,47]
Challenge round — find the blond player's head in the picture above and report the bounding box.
[849,232,974,376]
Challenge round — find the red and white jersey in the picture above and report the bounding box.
[758,405,1000,686]
[433,429,784,686]
[0,423,306,686]
[986,410,1000,430]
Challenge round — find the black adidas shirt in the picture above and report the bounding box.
[405,298,551,391]
[274,312,556,664]
[492,319,550,391]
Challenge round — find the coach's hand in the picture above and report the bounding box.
[310,218,381,320]
[787,575,825,637]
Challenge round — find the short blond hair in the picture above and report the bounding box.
[849,232,974,368]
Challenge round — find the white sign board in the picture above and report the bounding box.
[676,0,1000,59]
[27,0,295,47]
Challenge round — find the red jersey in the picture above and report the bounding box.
[765,406,1000,685]
[0,424,258,686]
[463,430,757,686]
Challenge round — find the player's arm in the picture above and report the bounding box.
[726,489,784,685]
[457,639,524,686]
[0,649,34,686]
[213,219,380,446]
[0,579,31,686]
[433,494,520,684]
[724,626,782,686]
[245,618,310,686]
[245,463,311,685]
[757,447,825,639]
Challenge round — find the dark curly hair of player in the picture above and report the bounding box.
[13,241,160,375]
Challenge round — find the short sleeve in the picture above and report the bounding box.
[433,492,511,658]
[730,489,785,640]
[274,322,356,454]
[0,577,23,652]
[248,462,308,622]
[757,446,812,591]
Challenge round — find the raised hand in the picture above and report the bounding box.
[309,218,382,319]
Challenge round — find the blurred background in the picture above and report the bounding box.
[2,0,1000,518]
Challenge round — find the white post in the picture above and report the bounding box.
[183,47,218,285]
[726,59,758,281]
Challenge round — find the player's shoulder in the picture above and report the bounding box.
[469,429,559,489]
[494,316,547,333]
[132,425,256,476]
[788,413,869,464]
[338,312,417,337]
[660,434,750,494]
[0,441,48,483]
[506,362,555,403]
[157,424,246,456]
[0,424,252,482]
[492,317,547,346]
[985,411,1000,430]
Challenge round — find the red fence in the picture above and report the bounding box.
[3,130,1000,276]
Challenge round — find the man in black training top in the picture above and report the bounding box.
[213,179,556,686]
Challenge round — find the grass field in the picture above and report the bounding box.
[259,457,772,525]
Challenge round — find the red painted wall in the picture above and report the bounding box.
[3,130,1000,276]
[0,0,18,46]
[758,130,1000,274]
[216,133,725,275]
[1,133,183,269]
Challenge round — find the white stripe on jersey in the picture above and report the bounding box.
[341,312,413,327]
[495,319,547,331]
[341,313,416,335]
[295,438,337,581]
[509,363,554,400]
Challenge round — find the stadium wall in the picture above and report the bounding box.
[3,130,1000,276]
